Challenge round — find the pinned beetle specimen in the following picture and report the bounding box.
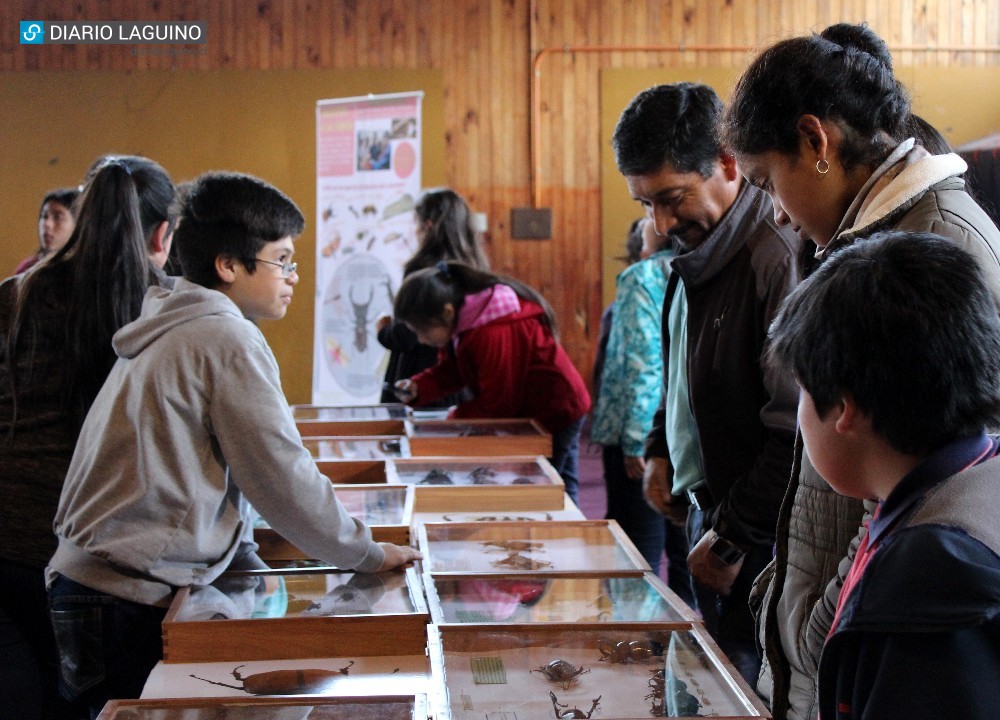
[549,691,601,719]
[532,659,590,689]
[481,540,543,553]
[469,466,498,484]
[419,468,454,485]
[491,552,552,570]
[597,638,657,664]
[189,661,355,695]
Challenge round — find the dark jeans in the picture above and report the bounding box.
[686,506,768,686]
[48,574,167,720]
[602,444,666,573]
[0,558,84,720]
[664,518,696,608]
[550,416,585,505]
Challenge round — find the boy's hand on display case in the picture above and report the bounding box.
[376,542,422,572]
[375,314,393,333]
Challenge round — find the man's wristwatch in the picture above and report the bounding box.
[708,532,745,565]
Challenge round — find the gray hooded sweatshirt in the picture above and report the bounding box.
[48,279,384,606]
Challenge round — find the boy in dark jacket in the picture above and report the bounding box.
[767,229,1000,720]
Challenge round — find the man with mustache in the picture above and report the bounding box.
[612,82,802,684]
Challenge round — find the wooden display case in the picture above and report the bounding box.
[315,460,388,485]
[98,694,428,719]
[385,456,565,512]
[405,418,552,457]
[161,567,428,663]
[428,623,770,719]
[254,485,414,559]
[424,572,699,625]
[416,520,650,576]
[292,403,411,436]
[302,435,410,466]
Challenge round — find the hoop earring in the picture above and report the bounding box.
[816,159,830,175]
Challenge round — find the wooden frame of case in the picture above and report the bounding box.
[161,567,429,663]
[385,455,565,512]
[427,623,771,719]
[416,520,651,576]
[404,418,552,457]
[292,403,411,437]
[303,435,410,462]
[254,484,414,559]
[315,459,388,484]
[423,571,700,626]
[98,694,428,719]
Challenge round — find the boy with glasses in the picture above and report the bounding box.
[46,172,420,716]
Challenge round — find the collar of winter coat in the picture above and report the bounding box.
[454,284,522,334]
[820,139,969,260]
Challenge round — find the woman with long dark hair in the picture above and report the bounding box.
[377,188,489,406]
[0,155,175,720]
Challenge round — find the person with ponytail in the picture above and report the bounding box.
[376,188,490,406]
[0,155,175,720]
[720,23,1000,720]
[392,261,590,502]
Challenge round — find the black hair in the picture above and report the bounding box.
[612,82,724,178]
[906,114,952,155]
[721,23,910,172]
[38,187,80,217]
[767,230,1000,455]
[394,261,558,337]
[625,218,644,264]
[7,155,175,424]
[172,171,305,288]
[404,188,490,276]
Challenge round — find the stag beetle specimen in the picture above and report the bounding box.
[349,284,375,352]
[189,661,355,695]
[532,659,590,689]
[549,691,601,719]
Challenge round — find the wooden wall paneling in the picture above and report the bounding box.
[2,0,999,393]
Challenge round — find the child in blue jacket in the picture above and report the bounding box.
[767,229,1000,720]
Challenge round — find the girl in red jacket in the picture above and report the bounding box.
[392,261,591,503]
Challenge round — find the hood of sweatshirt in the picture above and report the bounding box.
[113,277,246,359]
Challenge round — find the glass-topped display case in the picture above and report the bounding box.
[405,418,552,457]
[428,624,770,719]
[292,403,410,437]
[254,484,413,556]
[161,567,428,663]
[424,572,698,625]
[385,456,564,511]
[417,521,650,576]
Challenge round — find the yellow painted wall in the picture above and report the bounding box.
[600,66,1000,307]
[0,69,444,403]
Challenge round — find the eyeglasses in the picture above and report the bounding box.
[255,258,298,278]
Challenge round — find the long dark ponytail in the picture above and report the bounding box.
[7,155,175,425]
